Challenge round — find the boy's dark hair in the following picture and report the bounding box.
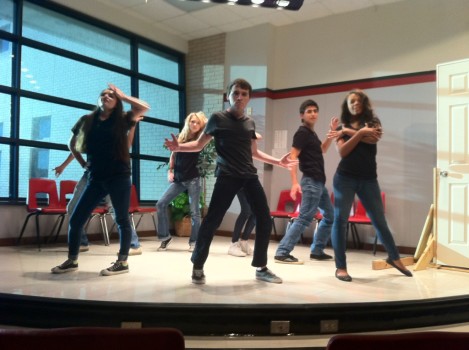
[299,99,319,114]
[227,78,252,97]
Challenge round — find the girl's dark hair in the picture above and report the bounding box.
[75,89,130,162]
[340,89,375,127]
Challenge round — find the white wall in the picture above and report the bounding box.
[216,0,469,248]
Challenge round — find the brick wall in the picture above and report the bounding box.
[186,33,226,206]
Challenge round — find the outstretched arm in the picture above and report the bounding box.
[251,139,298,170]
[164,132,213,152]
[53,152,75,177]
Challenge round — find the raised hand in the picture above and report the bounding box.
[164,133,179,151]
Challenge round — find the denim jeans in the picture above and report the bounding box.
[331,172,400,269]
[191,176,271,269]
[68,176,132,261]
[156,177,201,244]
[232,188,256,242]
[275,177,333,256]
[68,173,140,248]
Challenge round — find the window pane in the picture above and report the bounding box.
[21,46,130,103]
[0,39,12,86]
[139,123,178,158]
[139,81,180,123]
[0,143,9,197]
[139,159,171,201]
[0,0,14,33]
[23,3,130,69]
[19,98,89,143]
[139,44,179,84]
[0,93,11,137]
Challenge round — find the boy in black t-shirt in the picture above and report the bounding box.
[165,78,297,284]
[274,99,337,265]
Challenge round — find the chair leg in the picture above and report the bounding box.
[35,214,41,251]
[99,215,110,246]
[271,218,278,241]
[17,213,35,245]
[349,224,362,249]
[373,235,378,255]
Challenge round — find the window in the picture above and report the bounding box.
[0,1,185,202]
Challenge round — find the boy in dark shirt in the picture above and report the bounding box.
[165,78,297,284]
[274,99,337,264]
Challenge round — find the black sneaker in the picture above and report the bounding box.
[100,261,129,276]
[51,259,78,274]
[192,269,206,284]
[157,237,172,251]
[310,252,333,260]
[274,255,304,265]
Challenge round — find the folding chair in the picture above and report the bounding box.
[129,184,157,232]
[270,190,302,241]
[17,178,67,250]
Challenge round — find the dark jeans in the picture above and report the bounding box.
[191,176,272,269]
[232,187,256,242]
[68,176,132,261]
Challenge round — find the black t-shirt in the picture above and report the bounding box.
[173,151,200,182]
[204,110,257,178]
[72,112,132,181]
[292,125,326,184]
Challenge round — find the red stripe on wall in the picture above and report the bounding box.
[251,71,436,100]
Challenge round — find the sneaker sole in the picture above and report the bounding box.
[274,259,304,265]
[256,276,283,284]
[228,252,246,257]
[51,267,78,274]
[100,269,129,276]
[191,279,206,285]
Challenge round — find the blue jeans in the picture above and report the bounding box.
[191,176,271,269]
[68,173,140,248]
[68,176,132,261]
[331,172,400,269]
[275,177,333,256]
[232,188,256,242]
[156,177,201,244]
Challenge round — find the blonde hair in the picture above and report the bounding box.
[178,111,207,143]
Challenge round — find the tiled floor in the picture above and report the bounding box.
[1,235,469,348]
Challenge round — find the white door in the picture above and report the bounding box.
[436,58,469,268]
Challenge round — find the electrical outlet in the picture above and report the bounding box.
[121,322,142,329]
[270,320,290,334]
[320,320,338,333]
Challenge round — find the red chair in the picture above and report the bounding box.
[59,180,78,209]
[17,178,67,250]
[348,192,386,254]
[270,190,302,240]
[129,184,157,232]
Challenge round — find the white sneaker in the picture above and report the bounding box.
[239,240,252,255]
[228,241,246,257]
[188,242,195,252]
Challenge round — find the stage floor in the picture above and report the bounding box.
[1,235,469,348]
